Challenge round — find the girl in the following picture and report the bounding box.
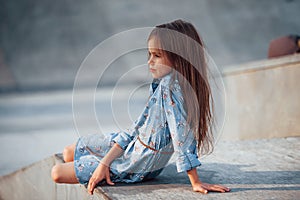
[51,19,230,195]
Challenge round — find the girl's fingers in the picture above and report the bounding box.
[212,185,230,192]
[88,180,96,195]
[88,176,100,195]
[105,170,115,186]
[194,186,208,194]
[207,185,226,193]
[204,184,230,193]
[201,188,208,194]
[87,168,114,195]
[193,183,230,194]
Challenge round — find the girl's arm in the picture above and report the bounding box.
[162,81,230,194]
[187,168,230,194]
[87,143,124,195]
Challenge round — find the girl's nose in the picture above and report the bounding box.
[148,55,154,65]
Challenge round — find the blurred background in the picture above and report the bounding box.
[0,0,299,175]
[1,0,300,92]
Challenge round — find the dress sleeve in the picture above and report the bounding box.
[112,131,135,150]
[162,83,201,173]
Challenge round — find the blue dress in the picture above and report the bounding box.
[74,73,201,184]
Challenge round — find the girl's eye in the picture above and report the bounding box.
[148,51,161,59]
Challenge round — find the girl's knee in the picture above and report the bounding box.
[51,164,63,183]
[63,144,75,162]
[51,162,78,184]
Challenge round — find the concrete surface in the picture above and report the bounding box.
[0,137,299,200]
[97,137,300,200]
[1,0,300,92]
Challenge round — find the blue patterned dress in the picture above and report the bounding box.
[74,73,201,184]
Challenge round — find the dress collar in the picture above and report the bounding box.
[151,72,173,90]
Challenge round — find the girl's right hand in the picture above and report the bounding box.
[87,162,115,195]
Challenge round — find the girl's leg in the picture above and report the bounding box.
[51,162,78,184]
[63,143,76,162]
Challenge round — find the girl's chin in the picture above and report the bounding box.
[151,74,160,79]
[151,72,171,79]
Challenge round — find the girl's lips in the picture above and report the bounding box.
[149,68,156,72]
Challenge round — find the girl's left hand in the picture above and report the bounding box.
[192,182,230,194]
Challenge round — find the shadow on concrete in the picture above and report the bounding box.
[230,186,300,193]
[101,162,300,194]
[199,163,300,185]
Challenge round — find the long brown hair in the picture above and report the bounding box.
[148,19,214,155]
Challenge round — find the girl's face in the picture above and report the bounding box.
[148,38,172,79]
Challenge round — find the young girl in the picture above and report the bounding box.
[51,19,230,195]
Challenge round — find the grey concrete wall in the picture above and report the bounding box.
[221,54,300,140]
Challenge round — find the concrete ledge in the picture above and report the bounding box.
[221,54,300,140]
[0,155,99,200]
[223,54,300,76]
[1,137,299,200]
